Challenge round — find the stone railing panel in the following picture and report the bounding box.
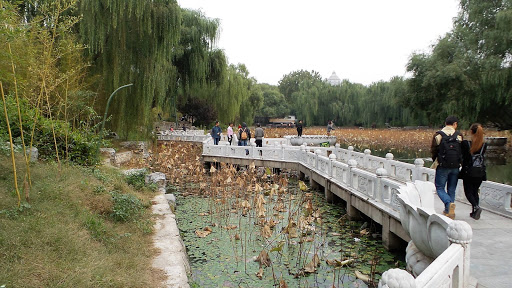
[479,181,512,216]
[316,154,331,176]
[366,154,386,172]
[350,168,377,198]
[282,146,301,162]
[381,178,403,209]
[305,151,316,168]
[416,166,436,182]
[414,244,464,288]
[389,160,414,182]
[350,150,366,167]
[331,161,350,186]
[334,146,352,163]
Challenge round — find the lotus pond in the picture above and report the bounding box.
[171,165,404,288]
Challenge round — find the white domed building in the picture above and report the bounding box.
[327,71,341,86]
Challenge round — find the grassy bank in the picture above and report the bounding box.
[0,155,164,287]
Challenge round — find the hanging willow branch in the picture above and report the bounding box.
[1,82,21,208]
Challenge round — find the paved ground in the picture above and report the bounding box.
[433,198,512,288]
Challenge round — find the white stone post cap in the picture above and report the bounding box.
[378,268,416,288]
[447,220,473,244]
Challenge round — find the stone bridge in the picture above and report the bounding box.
[158,130,512,288]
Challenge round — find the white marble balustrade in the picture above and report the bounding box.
[160,133,512,218]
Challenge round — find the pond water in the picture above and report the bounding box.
[348,144,512,185]
[173,175,404,288]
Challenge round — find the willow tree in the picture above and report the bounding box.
[173,9,233,128]
[79,0,182,138]
[406,0,512,129]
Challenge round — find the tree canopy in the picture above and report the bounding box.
[406,0,512,129]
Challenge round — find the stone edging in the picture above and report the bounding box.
[151,184,190,287]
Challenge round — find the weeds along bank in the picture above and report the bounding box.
[153,142,405,287]
[0,155,164,287]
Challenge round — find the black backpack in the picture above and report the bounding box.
[469,144,486,178]
[437,131,462,168]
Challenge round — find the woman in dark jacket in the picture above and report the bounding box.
[460,123,486,220]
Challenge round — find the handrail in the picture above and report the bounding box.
[195,135,512,218]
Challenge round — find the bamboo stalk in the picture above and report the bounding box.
[1,82,21,207]
[42,78,61,173]
[64,79,69,161]
[8,42,32,200]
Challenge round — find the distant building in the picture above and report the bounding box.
[327,71,341,86]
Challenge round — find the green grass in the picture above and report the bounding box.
[0,155,165,287]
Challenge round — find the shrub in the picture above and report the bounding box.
[0,93,105,166]
[109,191,144,222]
[125,170,148,191]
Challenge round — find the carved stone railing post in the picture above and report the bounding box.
[315,149,321,170]
[250,142,256,158]
[375,167,388,202]
[329,153,336,177]
[334,143,341,159]
[385,152,394,177]
[378,268,416,288]
[446,221,473,288]
[413,158,425,181]
[348,146,355,161]
[346,159,359,219]
[348,159,357,189]
[364,148,371,169]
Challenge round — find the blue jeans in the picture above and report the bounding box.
[435,167,459,213]
[213,138,220,145]
[240,140,248,146]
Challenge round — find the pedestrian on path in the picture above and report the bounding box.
[297,120,303,137]
[327,120,334,136]
[227,123,234,145]
[237,124,242,146]
[211,121,222,145]
[239,123,251,147]
[254,123,264,147]
[431,115,463,219]
[459,123,486,220]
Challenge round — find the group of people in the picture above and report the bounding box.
[211,122,264,147]
[431,116,486,220]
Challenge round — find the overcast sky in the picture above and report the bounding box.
[177,0,460,86]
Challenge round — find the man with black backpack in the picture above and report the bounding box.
[431,116,463,219]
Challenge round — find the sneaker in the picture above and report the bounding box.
[448,203,456,219]
[472,207,482,220]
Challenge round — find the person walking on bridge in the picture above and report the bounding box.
[239,122,251,147]
[254,123,264,147]
[211,121,222,145]
[431,116,463,219]
[227,123,234,145]
[459,123,487,220]
[327,120,334,136]
[297,120,303,137]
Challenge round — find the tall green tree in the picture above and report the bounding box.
[79,0,183,138]
[406,0,512,129]
[255,84,288,118]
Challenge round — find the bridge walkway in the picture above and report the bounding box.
[433,199,512,288]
